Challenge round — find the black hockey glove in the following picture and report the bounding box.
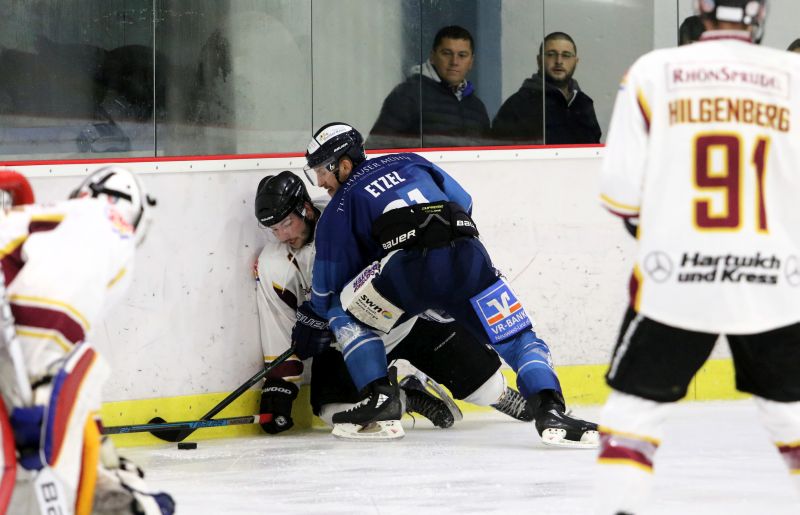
[292,301,333,360]
[260,378,299,434]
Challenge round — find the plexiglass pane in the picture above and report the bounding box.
[156,0,312,156]
[0,1,155,159]
[311,0,417,150]
[491,0,546,146]
[542,0,655,144]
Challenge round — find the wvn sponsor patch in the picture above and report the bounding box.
[470,280,532,343]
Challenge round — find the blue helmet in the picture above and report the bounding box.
[303,122,366,185]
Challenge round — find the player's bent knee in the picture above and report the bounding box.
[462,369,506,405]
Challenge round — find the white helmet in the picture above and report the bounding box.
[69,166,156,246]
[694,0,768,41]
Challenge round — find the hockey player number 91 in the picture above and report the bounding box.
[693,133,769,232]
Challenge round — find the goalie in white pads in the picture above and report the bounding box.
[596,1,800,512]
[254,171,535,439]
[0,168,173,515]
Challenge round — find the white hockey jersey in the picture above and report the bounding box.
[0,198,135,382]
[601,31,800,334]
[255,197,413,384]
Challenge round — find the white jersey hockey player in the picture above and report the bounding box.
[596,1,800,512]
[0,168,173,515]
[254,171,535,438]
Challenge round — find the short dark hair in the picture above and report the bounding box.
[788,38,800,52]
[432,25,474,53]
[538,32,577,56]
[679,15,705,46]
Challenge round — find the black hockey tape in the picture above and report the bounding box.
[177,442,198,450]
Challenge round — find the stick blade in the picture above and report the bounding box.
[147,417,191,443]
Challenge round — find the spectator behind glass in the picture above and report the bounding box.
[679,15,705,45]
[788,39,800,53]
[492,32,601,145]
[366,25,490,149]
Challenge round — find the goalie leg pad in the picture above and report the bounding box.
[595,390,671,515]
[10,342,109,513]
[0,396,15,514]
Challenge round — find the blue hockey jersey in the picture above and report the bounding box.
[310,152,472,335]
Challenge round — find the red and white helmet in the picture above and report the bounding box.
[695,0,768,41]
[0,170,34,210]
[69,166,156,246]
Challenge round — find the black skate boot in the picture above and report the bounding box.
[331,366,404,440]
[492,387,535,422]
[531,389,599,448]
[400,374,456,429]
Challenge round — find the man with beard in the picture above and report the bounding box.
[492,32,601,145]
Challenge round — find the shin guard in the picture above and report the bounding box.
[594,391,671,515]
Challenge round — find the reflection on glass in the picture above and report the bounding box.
[539,0,654,145]
[0,1,156,159]
[368,22,492,149]
[157,0,311,156]
[494,31,601,145]
[312,0,416,151]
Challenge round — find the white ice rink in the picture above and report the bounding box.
[120,400,799,515]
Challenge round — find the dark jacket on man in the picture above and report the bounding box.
[492,72,601,145]
[367,61,490,149]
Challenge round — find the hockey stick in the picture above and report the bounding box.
[146,345,296,442]
[102,413,272,435]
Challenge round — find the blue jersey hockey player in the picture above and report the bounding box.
[291,122,598,446]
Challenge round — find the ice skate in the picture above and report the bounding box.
[531,389,599,448]
[332,366,404,440]
[492,387,535,422]
[400,374,456,428]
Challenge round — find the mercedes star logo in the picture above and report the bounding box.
[785,255,800,287]
[644,251,673,283]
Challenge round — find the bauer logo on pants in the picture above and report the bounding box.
[470,280,532,343]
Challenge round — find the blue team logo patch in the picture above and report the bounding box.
[470,279,532,343]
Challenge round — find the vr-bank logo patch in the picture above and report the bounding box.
[470,281,532,343]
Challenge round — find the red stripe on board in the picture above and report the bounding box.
[0,143,604,167]
[50,348,96,465]
[0,397,16,513]
[12,303,86,345]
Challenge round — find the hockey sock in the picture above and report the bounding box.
[754,397,800,495]
[595,391,671,515]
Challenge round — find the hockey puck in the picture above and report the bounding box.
[177,442,197,450]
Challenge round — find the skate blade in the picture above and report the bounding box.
[416,371,464,422]
[331,420,405,441]
[540,428,600,449]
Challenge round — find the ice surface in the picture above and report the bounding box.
[119,401,798,514]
